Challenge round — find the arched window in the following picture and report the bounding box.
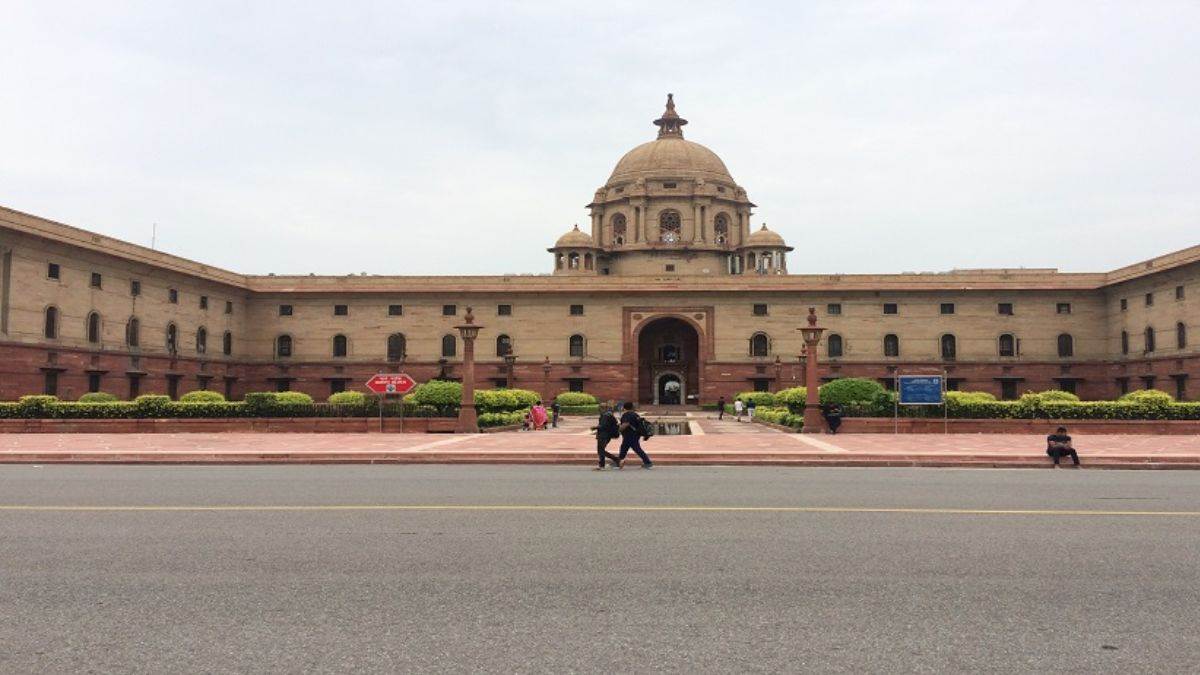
[555,253,564,270]
[165,323,178,354]
[568,252,580,269]
[612,214,627,245]
[747,252,757,270]
[1144,326,1156,352]
[1057,333,1074,358]
[332,334,347,357]
[750,333,770,357]
[883,333,900,357]
[714,213,729,244]
[827,333,844,358]
[569,334,585,358]
[387,333,406,361]
[940,334,957,360]
[126,317,140,347]
[1178,322,1188,349]
[223,331,233,356]
[1121,330,1129,355]
[496,334,512,357]
[584,253,594,271]
[441,335,457,358]
[998,333,1015,357]
[44,306,58,339]
[659,210,681,243]
[196,327,207,354]
[86,312,101,344]
[276,334,292,358]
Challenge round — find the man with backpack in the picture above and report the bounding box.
[617,401,654,469]
[591,403,622,470]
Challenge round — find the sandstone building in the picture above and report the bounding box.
[1,96,1197,403]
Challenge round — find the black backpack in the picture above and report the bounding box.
[637,415,655,440]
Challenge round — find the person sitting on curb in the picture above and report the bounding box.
[1046,426,1081,467]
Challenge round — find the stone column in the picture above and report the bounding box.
[634,206,643,243]
[693,203,703,243]
[454,308,481,433]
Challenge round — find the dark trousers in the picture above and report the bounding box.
[618,434,652,466]
[597,435,620,467]
[718,406,724,420]
[552,412,559,428]
[1047,446,1080,465]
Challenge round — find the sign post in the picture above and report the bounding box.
[365,374,418,433]
[896,374,946,434]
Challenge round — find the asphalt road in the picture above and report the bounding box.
[2,466,1198,673]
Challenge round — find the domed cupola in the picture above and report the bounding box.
[548,224,600,275]
[740,223,793,274]
[583,95,759,276]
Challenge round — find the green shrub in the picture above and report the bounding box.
[1119,389,1174,406]
[734,391,777,408]
[753,407,802,429]
[0,402,21,419]
[275,391,314,404]
[78,392,119,403]
[407,380,462,413]
[164,402,247,418]
[133,394,171,418]
[554,392,597,406]
[179,390,226,403]
[328,391,367,406]
[945,390,996,405]
[49,402,137,419]
[775,387,808,411]
[819,378,886,405]
[558,404,600,415]
[17,395,59,418]
[478,410,526,428]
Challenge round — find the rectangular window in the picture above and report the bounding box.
[279,305,293,316]
[130,280,141,296]
[753,304,768,316]
[47,263,60,279]
[1056,303,1072,314]
[662,182,677,189]
[166,375,180,400]
[567,379,585,393]
[199,296,208,310]
[442,304,457,316]
[940,303,955,315]
[90,272,102,289]
[1145,292,1154,307]
[274,379,290,393]
[330,379,346,395]
[128,375,141,399]
[997,303,1014,315]
[1176,285,1185,301]
[1000,380,1017,400]
[753,379,771,393]
[1173,374,1188,402]
[826,303,842,315]
[1116,377,1130,395]
[497,304,512,316]
[883,303,898,315]
[1120,298,1128,311]
[665,264,676,272]
[1141,376,1157,390]
[88,372,102,393]
[1059,380,1077,395]
[168,288,178,304]
[334,304,348,316]
[44,370,59,396]
[225,300,233,314]
[569,304,584,316]
[224,377,235,401]
[388,304,403,316]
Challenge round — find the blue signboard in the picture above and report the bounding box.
[898,376,943,405]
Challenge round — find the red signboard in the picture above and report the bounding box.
[365,373,417,395]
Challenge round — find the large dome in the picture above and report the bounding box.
[608,138,734,185]
[605,94,735,186]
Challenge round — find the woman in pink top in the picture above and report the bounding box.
[530,401,549,430]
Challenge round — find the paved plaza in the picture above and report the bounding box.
[2,465,1198,672]
[2,414,1200,468]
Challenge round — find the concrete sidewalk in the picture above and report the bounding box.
[2,430,1199,469]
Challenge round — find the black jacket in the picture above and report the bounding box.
[596,411,620,438]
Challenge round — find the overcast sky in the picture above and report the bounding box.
[2,1,1197,276]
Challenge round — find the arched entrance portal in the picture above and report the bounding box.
[657,374,683,405]
[637,317,701,405]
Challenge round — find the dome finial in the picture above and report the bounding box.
[653,93,688,139]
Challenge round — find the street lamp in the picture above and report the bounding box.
[541,356,552,401]
[798,307,825,433]
[503,352,517,389]
[454,307,482,433]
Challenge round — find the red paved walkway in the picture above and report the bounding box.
[2,426,1199,469]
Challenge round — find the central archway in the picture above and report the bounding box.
[636,316,701,405]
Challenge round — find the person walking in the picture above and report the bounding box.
[746,398,757,422]
[591,403,622,470]
[550,398,561,428]
[717,396,726,420]
[734,398,745,422]
[617,402,653,469]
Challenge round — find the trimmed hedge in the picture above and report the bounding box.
[78,392,119,403]
[328,391,368,406]
[819,378,886,406]
[734,391,777,408]
[179,390,226,403]
[754,407,803,429]
[475,388,540,413]
[479,410,526,428]
[558,404,600,415]
[554,392,598,407]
